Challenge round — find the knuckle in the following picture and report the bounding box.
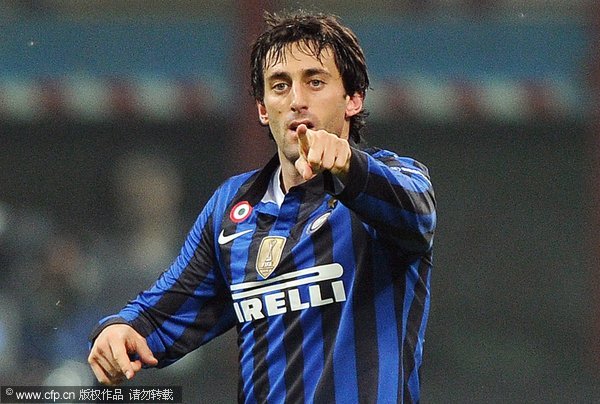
[97,344,109,356]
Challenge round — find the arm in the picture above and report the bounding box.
[88,189,236,384]
[329,148,436,255]
[295,124,435,254]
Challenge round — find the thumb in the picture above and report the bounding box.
[295,153,314,180]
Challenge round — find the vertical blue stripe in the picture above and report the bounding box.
[332,208,359,402]
[400,261,419,402]
[301,309,325,401]
[401,262,420,338]
[142,291,216,350]
[406,262,432,402]
[239,326,258,404]
[332,300,358,403]
[374,252,400,403]
[292,233,323,401]
[265,315,287,403]
[228,219,255,285]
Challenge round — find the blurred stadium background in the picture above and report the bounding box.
[0,0,598,402]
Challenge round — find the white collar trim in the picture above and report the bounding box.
[261,165,285,207]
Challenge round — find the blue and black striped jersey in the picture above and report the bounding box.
[91,147,436,403]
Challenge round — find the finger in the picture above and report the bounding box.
[330,142,351,174]
[296,124,310,155]
[320,142,336,171]
[89,355,124,385]
[295,154,313,180]
[89,344,122,380]
[110,340,136,380]
[134,337,159,367]
[130,359,144,374]
[89,361,112,385]
[306,141,324,172]
[331,146,352,180]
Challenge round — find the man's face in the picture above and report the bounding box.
[257,42,363,164]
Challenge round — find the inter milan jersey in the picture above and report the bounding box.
[91,147,436,403]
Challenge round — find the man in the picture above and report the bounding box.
[88,10,436,403]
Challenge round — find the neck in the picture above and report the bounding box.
[278,151,306,193]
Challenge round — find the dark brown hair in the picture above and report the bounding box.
[250,10,370,143]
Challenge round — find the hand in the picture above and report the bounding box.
[295,124,351,181]
[88,324,158,385]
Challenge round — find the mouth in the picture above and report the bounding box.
[288,120,315,133]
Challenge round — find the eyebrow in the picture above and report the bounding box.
[266,67,332,83]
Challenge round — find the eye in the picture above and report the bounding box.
[309,79,324,88]
[272,82,288,92]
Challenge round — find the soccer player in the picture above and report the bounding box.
[88,10,436,403]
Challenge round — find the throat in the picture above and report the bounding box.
[280,168,307,194]
[277,153,307,193]
[279,170,287,194]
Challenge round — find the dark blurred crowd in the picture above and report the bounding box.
[0,150,237,402]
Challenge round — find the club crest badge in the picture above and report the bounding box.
[307,211,332,234]
[256,236,286,279]
[230,201,252,223]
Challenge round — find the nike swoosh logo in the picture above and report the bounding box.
[218,229,253,245]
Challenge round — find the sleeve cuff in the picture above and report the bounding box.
[88,316,131,348]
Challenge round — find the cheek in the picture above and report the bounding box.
[264,102,284,120]
[329,101,350,122]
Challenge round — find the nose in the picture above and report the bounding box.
[290,83,308,112]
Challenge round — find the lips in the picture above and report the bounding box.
[288,119,314,132]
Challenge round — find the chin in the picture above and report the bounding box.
[280,148,300,163]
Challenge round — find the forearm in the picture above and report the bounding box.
[327,148,436,254]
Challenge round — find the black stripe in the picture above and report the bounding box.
[349,212,379,403]
[283,313,305,404]
[246,211,278,401]
[237,323,246,404]
[220,171,265,285]
[251,318,271,403]
[401,256,432,404]
[364,171,435,216]
[235,154,280,206]
[368,215,434,255]
[312,218,340,404]
[391,253,408,404]
[130,212,217,337]
[244,212,276,282]
[166,291,233,361]
[219,206,235,285]
[281,194,315,404]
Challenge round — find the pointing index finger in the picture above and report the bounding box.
[297,124,310,154]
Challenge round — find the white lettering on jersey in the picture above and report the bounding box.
[230,263,346,323]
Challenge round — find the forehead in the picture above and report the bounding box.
[264,41,338,74]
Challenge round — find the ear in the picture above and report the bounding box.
[257,101,269,126]
[344,92,364,119]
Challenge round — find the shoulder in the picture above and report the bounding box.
[208,168,262,210]
[363,147,429,172]
[218,169,261,195]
